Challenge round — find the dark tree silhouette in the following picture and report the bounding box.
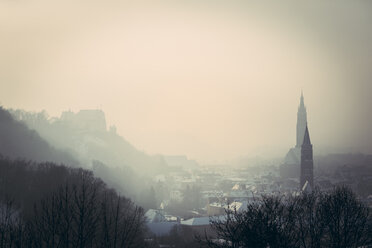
[321,186,371,248]
[292,189,326,248]
[201,196,297,248]
[0,157,148,248]
[200,186,371,248]
[0,197,19,247]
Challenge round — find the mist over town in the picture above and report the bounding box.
[1,1,372,247]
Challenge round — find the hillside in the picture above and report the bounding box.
[0,107,77,165]
[10,109,168,175]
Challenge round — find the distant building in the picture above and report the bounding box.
[170,190,183,202]
[145,209,167,223]
[300,125,314,189]
[145,209,179,236]
[207,200,248,216]
[181,215,226,237]
[280,92,307,179]
[164,155,199,170]
[60,109,107,132]
[207,202,226,216]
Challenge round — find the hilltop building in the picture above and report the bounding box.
[60,109,107,132]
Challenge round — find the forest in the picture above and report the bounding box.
[0,157,148,247]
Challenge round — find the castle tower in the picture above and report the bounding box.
[296,91,307,148]
[300,124,313,189]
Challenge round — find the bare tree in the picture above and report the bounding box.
[69,170,102,248]
[321,186,371,248]
[201,196,297,248]
[28,169,147,248]
[0,197,18,248]
[32,193,63,247]
[200,186,371,248]
[0,158,148,248]
[292,189,326,248]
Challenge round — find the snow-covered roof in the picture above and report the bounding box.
[284,147,301,165]
[226,201,248,212]
[181,215,227,226]
[181,216,211,226]
[145,209,166,223]
[301,181,312,193]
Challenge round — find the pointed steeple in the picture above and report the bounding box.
[299,90,305,109]
[296,91,307,147]
[300,123,313,189]
[302,124,311,145]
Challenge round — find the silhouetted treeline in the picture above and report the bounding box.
[200,186,372,248]
[0,157,148,248]
[0,107,77,166]
[155,225,200,248]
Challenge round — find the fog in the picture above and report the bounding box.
[1,0,372,163]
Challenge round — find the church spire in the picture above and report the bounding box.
[296,91,307,147]
[300,122,313,189]
[302,124,311,145]
[300,90,305,109]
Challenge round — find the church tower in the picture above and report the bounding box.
[300,124,313,189]
[280,92,310,180]
[296,92,307,148]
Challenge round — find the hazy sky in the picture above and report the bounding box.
[1,0,372,163]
